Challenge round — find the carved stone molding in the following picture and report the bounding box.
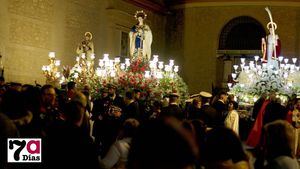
[122,0,168,14]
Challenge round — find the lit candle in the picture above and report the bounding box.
[240,58,245,63]
[114,57,120,63]
[125,58,130,66]
[55,72,60,78]
[233,65,239,71]
[87,61,91,67]
[145,71,150,78]
[232,73,237,79]
[227,83,232,88]
[49,52,55,59]
[120,63,126,70]
[81,53,86,59]
[153,55,159,63]
[55,60,61,66]
[278,56,284,62]
[96,68,102,76]
[158,62,164,69]
[103,54,109,61]
[90,53,95,60]
[174,66,179,73]
[169,60,174,66]
[99,60,104,67]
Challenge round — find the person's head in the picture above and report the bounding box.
[192,99,201,109]
[199,91,212,105]
[101,87,109,98]
[108,84,117,96]
[9,82,22,92]
[125,91,134,104]
[135,11,147,23]
[67,81,76,92]
[261,92,268,99]
[133,89,141,100]
[41,85,56,107]
[219,91,228,102]
[118,118,140,140]
[127,118,197,169]
[84,32,92,41]
[64,91,87,127]
[228,101,235,111]
[169,93,179,104]
[269,27,273,34]
[269,91,276,101]
[228,94,235,102]
[203,127,248,168]
[152,100,162,112]
[264,120,295,160]
[0,76,5,86]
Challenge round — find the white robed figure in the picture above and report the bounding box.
[129,10,152,60]
[262,7,280,69]
[224,102,239,136]
[76,32,94,60]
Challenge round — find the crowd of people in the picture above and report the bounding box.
[0,76,299,169]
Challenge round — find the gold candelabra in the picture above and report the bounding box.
[42,52,61,86]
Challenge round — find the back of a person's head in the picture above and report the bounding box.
[1,89,25,118]
[203,127,248,166]
[119,118,140,139]
[64,91,87,125]
[127,119,197,169]
[22,85,42,111]
[153,100,162,109]
[125,91,134,100]
[169,96,178,103]
[264,120,295,159]
[67,81,76,90]
[41,84,54,94]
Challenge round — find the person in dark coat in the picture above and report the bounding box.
[212,91,228,126]
[188,99,202,120]
[252,92,267,120]
[45,91,99,169]
[123,91,140,120]
[92,84,124,157]
[199,91,218,128]
[161,93,184,120]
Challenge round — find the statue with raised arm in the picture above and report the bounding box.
[129,10,152,60]
[264,7,281,66]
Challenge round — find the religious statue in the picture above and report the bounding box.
[76,32,94,59]
[129,10,152,60]
[263,7,281,67]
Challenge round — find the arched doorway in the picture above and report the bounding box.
[216,16,266,90]
[219,16,266,50]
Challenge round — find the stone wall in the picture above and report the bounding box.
[0,0,166,84]
[168,5,300,93]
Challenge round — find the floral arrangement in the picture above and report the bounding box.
[229,64,295,104]
[44,53,189,103]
